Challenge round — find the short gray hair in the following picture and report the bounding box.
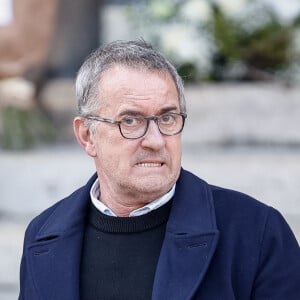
[75,40,186,117]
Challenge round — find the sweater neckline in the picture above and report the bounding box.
[88,200,172,233]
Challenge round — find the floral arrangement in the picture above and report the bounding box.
[0,77,55,150]
[126,0,300,82]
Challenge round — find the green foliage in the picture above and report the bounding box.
[1,107,56,150]
[243,22,291,70]
[211,5,295,80]
[211,6,241,61]
[177,62,198,83]
[126,0,300,82]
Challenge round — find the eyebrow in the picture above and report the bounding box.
[118,106,179,118]
[160,106,178,114]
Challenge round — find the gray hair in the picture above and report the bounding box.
[75,40,186,117]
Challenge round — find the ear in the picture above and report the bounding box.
[73,117,97,157]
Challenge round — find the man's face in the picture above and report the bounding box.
[90,65,183,204]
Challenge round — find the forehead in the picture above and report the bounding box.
[97,65,179,115]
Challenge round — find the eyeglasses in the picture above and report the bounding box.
[84,112,187,139]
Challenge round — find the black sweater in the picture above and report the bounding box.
[80,200,172,300]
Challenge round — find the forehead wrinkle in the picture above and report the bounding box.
[116,105,179,118]
[119,87,177,106]
[98,65,179,115]
[102,70,175,99]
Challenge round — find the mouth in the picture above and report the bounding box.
[136,162,164,167]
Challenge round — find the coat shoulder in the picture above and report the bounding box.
[209,183,299,249]
[23,173,97,244]
[210,184,270,214]
[23,185,86,244]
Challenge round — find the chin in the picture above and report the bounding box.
[130,177,174,197]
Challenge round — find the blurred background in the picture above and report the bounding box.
[1,0,300,298]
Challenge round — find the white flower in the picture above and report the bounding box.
[278,63,300,83]
[213,0,249,18]
[0,77,35,109]
[159,23,215,75]
[261,0,300,24]
[235,2,273,34]
[101,5,134,43]
[149,0,176,20]
[179,0,212,24]
[291,28,300,57]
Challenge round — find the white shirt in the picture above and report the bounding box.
[90,179,175,217]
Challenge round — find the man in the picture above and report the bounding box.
[19,40,300,299]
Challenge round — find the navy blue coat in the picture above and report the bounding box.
[19,169,300,299]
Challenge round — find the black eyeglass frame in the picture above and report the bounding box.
[84,112,187,139]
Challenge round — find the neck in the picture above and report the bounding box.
[95,172,173,217]
[100,195,150,217]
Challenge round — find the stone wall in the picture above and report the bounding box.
[36,81,300,147]
[1,81,300,148]
[183,83,300,148]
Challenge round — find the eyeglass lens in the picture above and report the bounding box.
[119,114,185,139]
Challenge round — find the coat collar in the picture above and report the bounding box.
[152,169,219,300]
[26,170,218,300]
[35,173,97,240]
[26,174,96,300]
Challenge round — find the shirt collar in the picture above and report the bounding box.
[90,178,175,217]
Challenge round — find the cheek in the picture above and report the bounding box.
[169,137,182,153]
[167,138,182,164]
[94,133,137,168]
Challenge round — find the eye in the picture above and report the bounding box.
[121,116,142,127]
[160,114,175,124]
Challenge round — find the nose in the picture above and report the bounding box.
[140,119,165,150]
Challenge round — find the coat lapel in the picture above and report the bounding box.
[26,175,96,300]
[152,169,219,300]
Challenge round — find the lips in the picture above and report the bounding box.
[136,162,163,167]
